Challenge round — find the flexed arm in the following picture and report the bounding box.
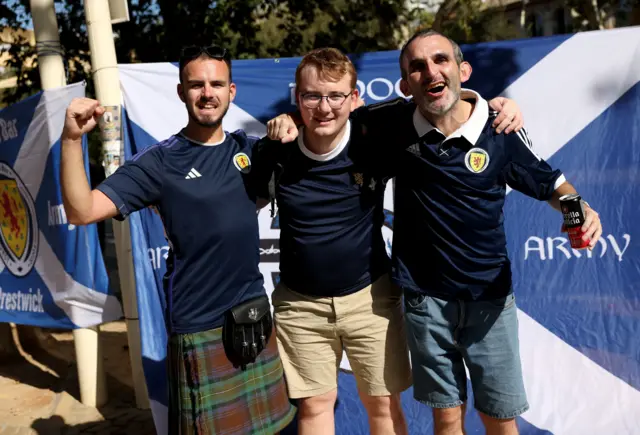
[60,98,118,225]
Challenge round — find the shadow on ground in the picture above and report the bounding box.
[0,323,155,434]
[31,410,155,435]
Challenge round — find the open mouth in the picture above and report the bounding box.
[198,102,218,111]
[426,83,446,97]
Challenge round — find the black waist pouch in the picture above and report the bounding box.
[222,295,273,370]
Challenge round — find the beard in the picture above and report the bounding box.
[421,85,460,117]
[186,99,230,128]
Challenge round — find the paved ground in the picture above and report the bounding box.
[0,322,156,435]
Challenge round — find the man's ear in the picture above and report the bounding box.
[400,79,411,97]
[349,88,362,111]
[460,61,472,83]
[177,83,185,103]
[229,82,236,103]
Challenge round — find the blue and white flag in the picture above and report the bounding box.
[119,27,640,434]
[0,82,122,329]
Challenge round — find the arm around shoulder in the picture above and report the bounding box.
[249,137,285,205]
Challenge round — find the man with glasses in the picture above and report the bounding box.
[256,43,529,434]
[268,32,601,435]
[252,46,525,435]
[251,48,411,435]
[59,44,295,434]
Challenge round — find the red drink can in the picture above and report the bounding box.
[560,193,590,249]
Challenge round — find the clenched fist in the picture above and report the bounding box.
[62,97,105,142]
[266,113,299,143]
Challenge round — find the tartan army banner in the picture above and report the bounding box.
[119,28,640,434]
[0,82,122,328]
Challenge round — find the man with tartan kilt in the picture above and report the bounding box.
[59,45,296,434]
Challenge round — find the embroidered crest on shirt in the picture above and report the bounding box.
[233,152,251,174]
[464,148,490,173]
[352,172,364,186]
[352,172,378,192]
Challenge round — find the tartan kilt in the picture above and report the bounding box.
[168,325,296,434]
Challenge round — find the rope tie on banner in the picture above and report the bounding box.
[34,39,70,84]
[35,39,64,57]
[90,65,119,75]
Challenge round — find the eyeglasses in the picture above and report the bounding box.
[180,45,229,62]
[300,91,353,109]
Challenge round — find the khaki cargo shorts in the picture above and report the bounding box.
[272,274,412,399]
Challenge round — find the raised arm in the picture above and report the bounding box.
[61,98,118,225]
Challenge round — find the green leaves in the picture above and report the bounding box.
[2,0,636,107]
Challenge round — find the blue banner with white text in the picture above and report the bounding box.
[119,28,640,434]
[0,82,122,329]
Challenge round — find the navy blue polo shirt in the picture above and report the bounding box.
[253,121,390,297]
[97,130,265,334]
[380,91,565,300]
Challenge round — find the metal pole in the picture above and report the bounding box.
[83,0,150,409]
[29,0,108,408]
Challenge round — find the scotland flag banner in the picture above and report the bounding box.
[119,27,640,434]
[0,82,122,329]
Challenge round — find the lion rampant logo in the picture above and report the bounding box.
[0,162,38,277]
[233,152,252,174]
[464,148,490,174]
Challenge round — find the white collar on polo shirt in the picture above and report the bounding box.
[412,88,489,146]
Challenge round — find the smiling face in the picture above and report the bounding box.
[177,56,236,128]
[296,66,357,139]
[294,48,358,144]
[400,34,471,118]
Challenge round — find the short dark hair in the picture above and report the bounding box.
[178,45,232,83]
[399,30,464,79]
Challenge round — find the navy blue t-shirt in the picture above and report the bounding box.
[253,121,389,297]
[354,91,565,300]
[97,131,265,334]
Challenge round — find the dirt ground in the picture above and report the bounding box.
[0,321,156,435]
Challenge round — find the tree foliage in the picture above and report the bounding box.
[0,0,416,105]
[419,0,640,43]
[566,0,640,31]
[1,0,638,106]
[427,0,520,43]
[0,0,92,105]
